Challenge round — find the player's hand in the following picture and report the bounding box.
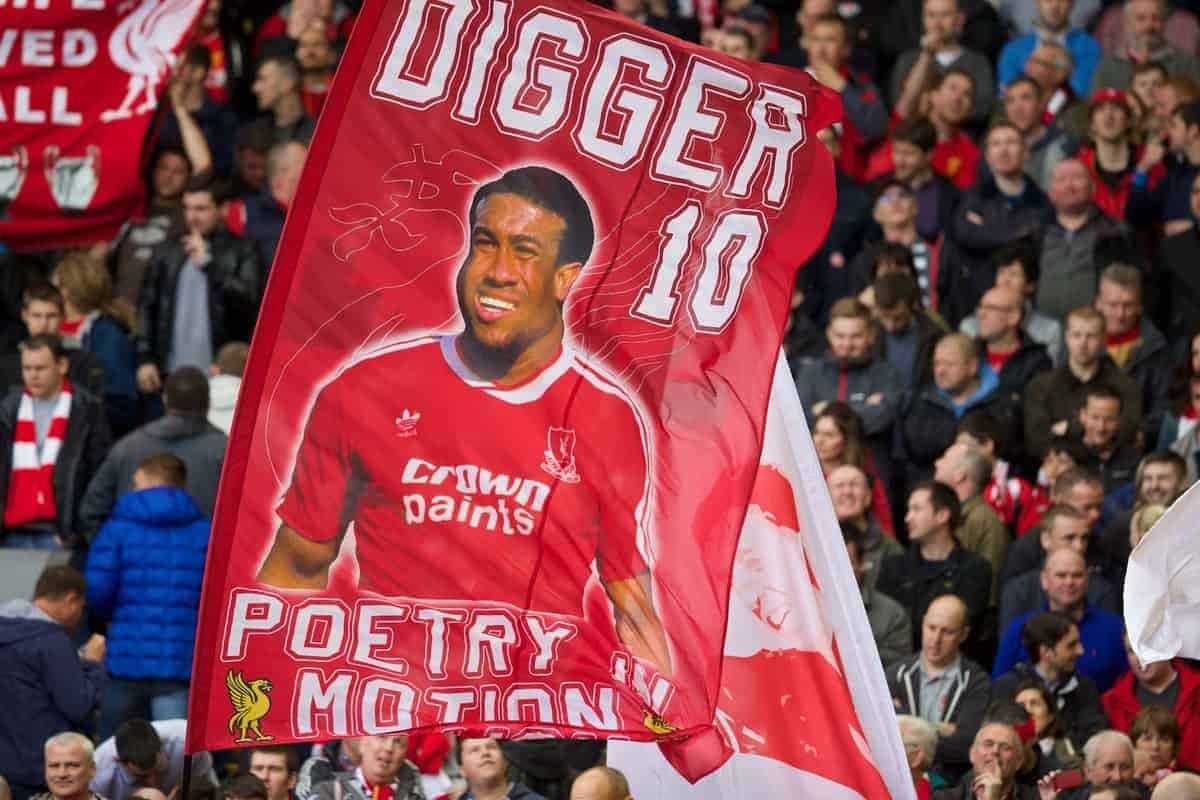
[1166,219,1194,237]
[183,227,211,266]
[808,62,847,92]
[936,721,956,737]
[966,211,985,226]
[137,363,162,393]
[865,393,884,406]
[920,31,941,52]
[1139,137,1166,172]
[1050,420,1068,436]
[1037,772,1061,800]
[811,401,828,416]
[972,766,1003,800]
[81,634,106,663]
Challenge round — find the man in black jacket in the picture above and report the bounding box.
[877,481,993,647]
[889,594,991,782]
[896,333,1022,485]
[0,335,111,549]
[135,178,261,397]
[938,123,1051,328]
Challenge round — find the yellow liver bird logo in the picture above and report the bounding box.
[226,670,274,743]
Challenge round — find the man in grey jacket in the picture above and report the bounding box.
[889,594,992,783]
[79,367,226,537]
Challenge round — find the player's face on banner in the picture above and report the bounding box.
[457,192,580,358]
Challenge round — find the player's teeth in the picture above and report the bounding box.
[480,296,514,310]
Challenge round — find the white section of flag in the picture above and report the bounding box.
[1125,479,1200,665]
[609,353,914,799]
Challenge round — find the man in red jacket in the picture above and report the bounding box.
[1102,639,1200,770]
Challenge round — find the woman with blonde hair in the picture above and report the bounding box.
[52,251,139,435]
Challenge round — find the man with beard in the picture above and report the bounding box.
[256,166,671,676]
[1093,0,1200,91]
[998,0,1100,95]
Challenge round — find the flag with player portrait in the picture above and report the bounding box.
[188,0,862,782]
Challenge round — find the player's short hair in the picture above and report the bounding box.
[898,715,939,770]
[1021,610,1075,661]
[44,732,95,763]
[1132,60,1168,82]
[1052,466,1103,498]
[1174,99,1200,130]
[912,480,962,530]
[1006,75,1042,99]
[1083,730,1134,767]
[115,720,162,770]
[873,272,920,310]
[809,12,850,40]
[247,746,299,774]
[258,53,301,88]
[990,238,1039,283]
[957,410,1002,448]
[934,66,976,93]
[19,334,67,362]
[1066,305,1105,333]
[828,297,872,325]
[893,117,937,152]
[216,342,250,377]
[33,565,85,601]
[1131,705,1180,746]
[1040,503,1086,535]
[137,453,188,489]
[985,120,1023,144]
[164,366,211,416]
[22,282,65,311]
[1081,383,1122,409]
[1099,262,1143,297]
[183,43,212,73]
[470,166,595,269]
[221,774,267,800]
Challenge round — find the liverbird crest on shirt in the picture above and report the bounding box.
[541,426,580,483]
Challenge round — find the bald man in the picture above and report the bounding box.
[889,594,992,779]
[569,768,631,800]
[972,285,1051,393]
[1152,771,1200,799]
[897,333,1021,484]
[931,722,1027,799]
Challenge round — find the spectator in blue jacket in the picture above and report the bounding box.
[997,0,1101,96]
[992,548,1128,692]
[85,452,210,739]
[0,566,106,800]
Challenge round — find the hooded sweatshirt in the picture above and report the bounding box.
[207,373,241,434]
[85,486,210,680]
[0,599,106,790]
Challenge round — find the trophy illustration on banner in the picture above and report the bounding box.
[0,146,28,218]
[44,145,101,214]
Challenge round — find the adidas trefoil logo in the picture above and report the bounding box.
[395,409,421,437]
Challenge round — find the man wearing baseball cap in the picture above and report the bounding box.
[1076,88,1166,220]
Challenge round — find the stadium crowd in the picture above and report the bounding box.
[2,0,1200,798]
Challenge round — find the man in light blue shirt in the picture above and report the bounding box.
[998,0,1101,96]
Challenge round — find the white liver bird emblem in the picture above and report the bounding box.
[101,0,200,123]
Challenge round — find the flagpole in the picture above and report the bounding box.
[181,753,193,800]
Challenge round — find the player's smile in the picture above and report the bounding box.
[475,291,518,322]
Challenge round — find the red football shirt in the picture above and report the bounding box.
[277,337,650,616]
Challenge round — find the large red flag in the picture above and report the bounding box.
[0,0,203,251]
[188,0,840,780]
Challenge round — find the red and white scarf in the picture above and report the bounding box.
[3,380,72,530]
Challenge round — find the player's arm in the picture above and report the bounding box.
[605,573,673,678]
[256,524,339,589]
